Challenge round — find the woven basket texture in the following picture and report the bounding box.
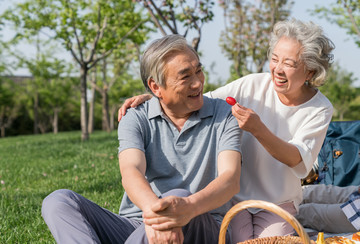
[218,200,313,244]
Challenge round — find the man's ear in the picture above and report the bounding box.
[148,78,162,98]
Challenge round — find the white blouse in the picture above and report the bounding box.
[207,73,333,212]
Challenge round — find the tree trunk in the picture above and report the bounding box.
[110,105,116,131]
[33,93,39,134]
[80,66,89,141]
[100,59,110,132]
[101,89,111,132]
[339,111,344,121]
[88,83,96,133]
[53,107,59,134]
[0,126,5,137]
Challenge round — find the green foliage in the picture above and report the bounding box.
[319,62,359,120]
[138,0,215,50]
[0,77,21,137]
[2,0,148,53]
[219,0,294,78]
[311,0,360,47]
[2,0,150,140]
[0,130,121,243]
[109,71,146,105]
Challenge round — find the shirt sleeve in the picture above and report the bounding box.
[216,103,243,155]
[289,106,333,178]
[117,108,146,155]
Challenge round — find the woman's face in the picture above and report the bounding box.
[269,36,313,105]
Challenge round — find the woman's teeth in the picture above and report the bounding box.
[275,78,287,83]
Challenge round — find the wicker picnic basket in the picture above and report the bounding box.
[218,200,313,244]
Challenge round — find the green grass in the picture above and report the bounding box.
[0,131,123,243]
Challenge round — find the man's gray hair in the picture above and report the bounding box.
[140,34,199,93]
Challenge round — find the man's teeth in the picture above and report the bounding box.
[189,93,199,97]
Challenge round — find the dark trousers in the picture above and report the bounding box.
[42,188,230,244]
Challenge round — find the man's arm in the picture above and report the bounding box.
[143,150,241,230]
[119,148,184,244]
[119,148,158,211]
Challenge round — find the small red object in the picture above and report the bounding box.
[226,96,237,106]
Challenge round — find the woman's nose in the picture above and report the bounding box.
[274,63,284,73]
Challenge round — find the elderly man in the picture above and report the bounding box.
[42,34,242,244]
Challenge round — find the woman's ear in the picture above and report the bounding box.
[148,78,162,98]
[306,71,315,81]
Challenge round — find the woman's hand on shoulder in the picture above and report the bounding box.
[118,94,153,121]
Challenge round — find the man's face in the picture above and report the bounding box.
[155,48,205,118]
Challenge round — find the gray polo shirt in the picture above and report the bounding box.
[117,96,242,220]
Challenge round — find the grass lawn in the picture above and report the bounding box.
[0,130,123,243]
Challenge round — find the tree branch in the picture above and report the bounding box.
[141,0,167,35]
[89,21,144,70]
[343,1,360,39]
[67,0,85,63]
[86,6,107,64]
[64,35,81,65]
[147,0,177,34]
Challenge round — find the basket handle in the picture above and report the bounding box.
[218,200,311,244]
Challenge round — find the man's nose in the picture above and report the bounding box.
[191,76,203,89]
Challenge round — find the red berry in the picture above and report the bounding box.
[226,96,236,106]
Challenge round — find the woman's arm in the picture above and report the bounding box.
[231,103,302,168]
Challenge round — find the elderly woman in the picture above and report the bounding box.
[118,18,335,242]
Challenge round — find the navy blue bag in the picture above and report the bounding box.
[317,120,360,186]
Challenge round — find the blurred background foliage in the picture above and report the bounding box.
[0,0,359,139]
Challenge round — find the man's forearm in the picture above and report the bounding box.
[122,168,159,212]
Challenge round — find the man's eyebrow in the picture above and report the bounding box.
[178,62,202,75]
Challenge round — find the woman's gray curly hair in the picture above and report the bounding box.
[268,18,335,87]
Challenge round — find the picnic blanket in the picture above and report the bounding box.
[341,191,360,230]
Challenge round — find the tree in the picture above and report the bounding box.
[108,71,145,130]
[0,77,20,137]
[2,0,148,140]
[219,0,293,80]
[37,65,76,134]
[312,0,360,47]
[137,0,215,51]
[92,42,140,132]
[319,62,358,120]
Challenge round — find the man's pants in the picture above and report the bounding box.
[296,184,358,233]
[42,188,229,243]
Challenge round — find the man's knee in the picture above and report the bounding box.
[42,189,76,219]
